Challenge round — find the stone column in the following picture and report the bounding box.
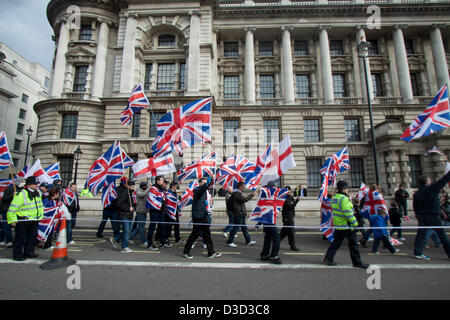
[430,24,450,89]
[186,11,201,96]
[120,13,137,94]
[318,25,334,104]
[281,26,295,104]
[92,20,110,99]
[50,20,70,98]
[244,27,256,104]
[392,25,414,103]
[356,26,374,103]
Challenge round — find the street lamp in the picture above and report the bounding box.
[24,126,33,166]
[73,146,82,184]
[357,41,380,186]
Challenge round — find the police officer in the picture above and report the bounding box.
[323,180,369,269]
[7,176,44,261]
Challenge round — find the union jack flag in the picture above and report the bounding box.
[0,131,13,171]
[164,190,178,220]
[25,159,53,185]
[37,200,64,243]
[44,162,61,181]
[249,187,288,224]
[360,189,388,219]
[178,180,199,211]
[177,151,216,183]
[120,83,150,126]
[320,197,334,242]
[424,145,443,156]
[401,85,450,142]
[389,237,403,246]
[132,154,176,179]
[206,190,213,215]
[151,97,212,156]
[62,187,75,207]
[216,154,255,189]
[15,164,28,179]
[357,182,369,201]
[85,141,124,195]
[146,186,165,211]
[121,148,135,169]
[245,144,272,190]
[0,179,12,200]
[319,146,350,201]
[102,182,117,208]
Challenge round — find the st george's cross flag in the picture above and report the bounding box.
[120,83,150,126]
[132,154,176,180]
[216,154,256,189]
[177,151,216,183]
[0,131,13,171]
[320,197,334,242]
[44,162,61,181]
[146,186,165,211]
[151,97,212,157]
[178,180,199,212]
[24,159,54,185]
[401,85,450,142]
[249,187,288,224]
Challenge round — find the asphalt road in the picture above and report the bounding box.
[0,221,449,302]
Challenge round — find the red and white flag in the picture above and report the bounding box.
[25,159,53,185]
[132,154,176,179]
[357,182,369,201]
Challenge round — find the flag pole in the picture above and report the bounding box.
[8,164,16,194]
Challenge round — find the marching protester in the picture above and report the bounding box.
[359,184,380,248]
[111,179,136,253]
[279,186,300,251]
[370,209,399,255]
[0,177,24,248]
[222,186,234,237]
[183,177,221,259]
[389,201,405,241]
[147,176,169,250]
[96,194,118,239]
[39,188,60,250]
[7,176,43,261]
[227,181,256,248]
[395,184,410,217]
[352,197,366,239]
[66,183,80,245]
[323,180,369,269]
[129,181,149,247]
[165,182,182,244]
[38,182,50,200]
[413,170,450,260]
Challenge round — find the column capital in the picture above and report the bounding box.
[431,23,447,30]
[124,12,138,19]
[393,24,408,30]
[188,10,201,17]
[318,24,332,31]
[96,17,112,27]
[244,26,256,33]
[281,25,294,32]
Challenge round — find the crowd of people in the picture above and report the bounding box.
[1,170,450,266]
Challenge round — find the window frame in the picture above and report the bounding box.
[73,65,89,92]
[306,157,323,188]
[263,119,280,144]
[223,119,240,145]
[304,118,321,143]
[344,118,361,142]
[60,113,78,139]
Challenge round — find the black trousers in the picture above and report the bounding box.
[325,229,364,266]
[261,225,280,259]
[184,217,214,256]
[279,218,296,249]
[13,220,38,259]
[414,215,450,257]
[165,213,181,242]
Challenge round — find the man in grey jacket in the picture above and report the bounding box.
[129,181,149,247]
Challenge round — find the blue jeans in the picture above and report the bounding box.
[0,210,13,243]
[130,213,147,244]
[147,211,166,246]
[424,229,442,247]
[97,209,118,237]
[222,213,235,234]
[414,215,450,257]
[66,218,73,243]
[227,216,251,244]
[115,218,133,249]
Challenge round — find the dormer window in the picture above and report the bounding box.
[158,34,176,47]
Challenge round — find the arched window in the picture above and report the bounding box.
[158,34,176,47]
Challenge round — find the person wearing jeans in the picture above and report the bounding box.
[130,182,149,246]
[111,179,136,253]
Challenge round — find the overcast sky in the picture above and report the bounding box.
[0,0,54,70]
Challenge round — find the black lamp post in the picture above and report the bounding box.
[357,41,380,186]
[24,126,33,166]
[73,146,82,184]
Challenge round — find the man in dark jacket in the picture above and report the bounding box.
[147,176,169,250]
[183,177,221,259]
[395,184,409,217]
[413,170,450,260]
[111,179,135,253]
[280,186,300,251]
[66,183,80,245]
[0,178,24,247]
[227,182,257,247]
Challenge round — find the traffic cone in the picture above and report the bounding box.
[40,218,76,270]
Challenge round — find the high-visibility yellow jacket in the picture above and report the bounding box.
[7,189,44,224]
[331,193,358,230]
[80,188,93,198]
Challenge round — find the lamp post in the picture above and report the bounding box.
[73,146,82,184]
[24,126,33,167]
[357,41,380,186]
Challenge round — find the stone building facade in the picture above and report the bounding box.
[34,0,450,200]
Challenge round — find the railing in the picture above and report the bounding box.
[374,97,402,105]
[63,92,89,100]
[147,90,185,97]
[221,98,245,106]
[295,97,324,105]
[258,98,281,106]
[416,96,434,104]
[335,97,364,105]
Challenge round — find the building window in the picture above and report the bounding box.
[179,63,186,90]
[224,42,239,57]
[349,158,365,188]
[263,119,280,143]
[58,156,74,187]
[131,111,141,138]
[294,40,308,56]
[371,73,384,97]
[224,75,239,99]
[345,118,361,142]
[73,66,88,92]
[223,120,240,144]
[296,74,310,98]
[19,108,26,120]
[21,94,28,103]
[259,75,275,98]
[410,73,419,96]
[13,139,22,151]
[60,114,78,139]
[304,119,320,143]
[158,35,176,47]
[12,158,19,168]
[408,155,422,188]
[79,25,92,41]
[368,40,379,55]
[404,39,414,54]
[330,40,344,56]
[157,63,175,91]
[306,158,322,188]
[149,113,165,138]
[144,63,152,91]
[333,74,347,98]
[259,41,273,56]
[16,123,24,135]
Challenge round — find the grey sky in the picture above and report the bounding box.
[0,0,54,71]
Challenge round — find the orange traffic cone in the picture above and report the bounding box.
[40,218,76,270]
